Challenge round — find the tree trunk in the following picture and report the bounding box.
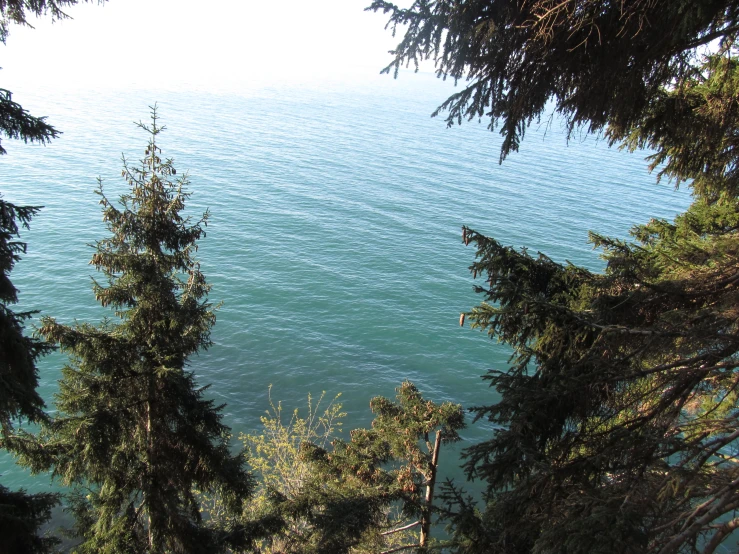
[419,430,441,548]
[146,373,155,553]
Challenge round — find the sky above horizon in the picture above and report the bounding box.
[1,0,428,92]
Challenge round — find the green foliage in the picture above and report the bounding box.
[0,2,75,541]
[229,389,360,553]
[0,199,58,553]
[368,0,739,160]
[450,188,739,552]
[0,199,49,429]
[0,4,108,546]
[200,388,389,554]
[209,383,464,554]
[242,388,345,521]
[374,1,739,553]
[0,89,58,155]
[620,49,739,201]
[308,381,465,553]
[0,484,59,554]
[11,108,252,553]
[205,389,392,554]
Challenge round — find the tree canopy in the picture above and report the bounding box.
[370,1,739,552]
[213,382,464,554]
[369,0,739,160]
[11,109,252,553]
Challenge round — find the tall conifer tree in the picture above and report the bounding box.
[18,109,251,553]
[371,1,739,552]
[0,200,58,553]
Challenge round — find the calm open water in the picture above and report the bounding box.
[0,74,691,494]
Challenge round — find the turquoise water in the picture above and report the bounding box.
[1,74,691,492]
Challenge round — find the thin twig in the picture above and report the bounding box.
[381,520,420,536]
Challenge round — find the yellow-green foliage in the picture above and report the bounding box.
[239,389,416,554]
[201,386,441,554]
[242,387,345,520]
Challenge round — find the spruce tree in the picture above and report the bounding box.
[341,381,465,552]
[0,200,58,553]
[371,1,739,552]
[18,108,252,553]
[278,381,464,554]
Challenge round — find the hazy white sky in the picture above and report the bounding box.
[1,0,414,91]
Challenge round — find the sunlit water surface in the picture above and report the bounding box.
[0,75,691,504]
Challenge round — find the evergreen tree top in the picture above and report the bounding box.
[10,109,251,553]
[98,112,206,262]
[85,107,215,361]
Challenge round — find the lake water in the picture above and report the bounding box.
[0,73,691,494]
